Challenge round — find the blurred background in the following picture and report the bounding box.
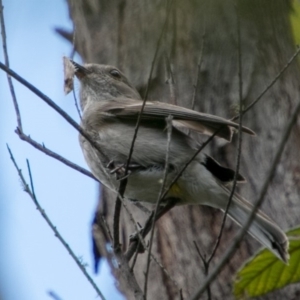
[0,1,123,299]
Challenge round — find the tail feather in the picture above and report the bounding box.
[227,193,289,263]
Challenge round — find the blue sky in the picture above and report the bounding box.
[0,1,123,299]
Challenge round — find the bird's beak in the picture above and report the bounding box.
[70,60,90,79]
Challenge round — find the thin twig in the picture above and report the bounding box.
[232,45,300,121]
[179,289,184,300]
[191,17,206,110]
[190,94,300,300]
[113,41,300,264]
[114,251,144,300]
[16,128,96,180]
[125,199,177,261]
[119,192,179,291]
[124,200,181,293]
[125,0,173,171]
[0,62,110,175]
[132,202,151,215]
[193,242,211,300]
[161,129,220,202]
[153,44,300,218]
[70,23,76,59]
[7,146,106,300]
[113,189,123,251]
[206,3,243,265]
[113,0,174,251]
[98,213,113,243]
[165,53,176,105]
[129,237,141,271]
[72,87,82,119]
[0,1,22,130]
[144,116,173,299]
[48,291,63,300]
[0,59,149,253]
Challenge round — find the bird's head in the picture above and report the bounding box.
[70,60,141,110]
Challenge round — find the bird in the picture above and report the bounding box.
[67,59,289,263]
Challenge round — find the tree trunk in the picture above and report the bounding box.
[64,0,300,298]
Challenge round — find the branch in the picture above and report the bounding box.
[72,87,82,120]
[0,1,22,130]
[0,56,149,298]
[144,116,173,299]
[232,45,300,121]
[16,128,96,181]
[113,0,174,250]
[48,291,63,300]
[117,193,180,291]
[0,62,108,160]
[191,16,206,110]
[7,145,106,300]
[125,0,173,171]
[206,2,244,265]
[152,41,300,220]
[193,241,211,300]
[190,90,300,300]
[125,198,177,261]
[164,53,176,105]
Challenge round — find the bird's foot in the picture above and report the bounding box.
[106,160,143,180]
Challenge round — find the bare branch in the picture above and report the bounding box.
[0,61,108,157]
[125,199,177,261]
[0,1,22,130]
[113,0,174,251]
[207,3,243,264]
[72,88,82,120]
[0,58,153,298]
[132,202,151,215]
[144,115,173,299]
[16,128,96,180]
[70,23,76,59]
[155,43,300,217]
[48,291,63,300]
[164,53,176,105]
[113,190,123,250]
[193,241,211,300]
[191,17,206,110]
[162,129,221,201]
[0,62,111,185]
[232,45,300,121]
[114,251,144,300]
[118,193,180,291]
[7,145,106,300]
[100,215,113,243]
[190,92,300,300]
[129,237,141,271]
[125,0,174,172]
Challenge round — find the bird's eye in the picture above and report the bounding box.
[110,69,121,79]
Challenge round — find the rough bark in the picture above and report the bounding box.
[64,0,300,299]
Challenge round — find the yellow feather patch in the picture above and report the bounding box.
[170,183,182,197]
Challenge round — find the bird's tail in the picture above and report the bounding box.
[226,192,289,263]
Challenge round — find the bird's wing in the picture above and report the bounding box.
[102,100,255,141]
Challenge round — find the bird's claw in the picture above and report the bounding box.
[106,160,142,180]
[106,160,131,180]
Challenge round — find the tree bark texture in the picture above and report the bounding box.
[64,0,300,299]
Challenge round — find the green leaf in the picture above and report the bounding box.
[233,227,300,298]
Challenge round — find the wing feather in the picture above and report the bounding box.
[103,100,255,141]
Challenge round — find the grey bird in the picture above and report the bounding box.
[69,60,289,263]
